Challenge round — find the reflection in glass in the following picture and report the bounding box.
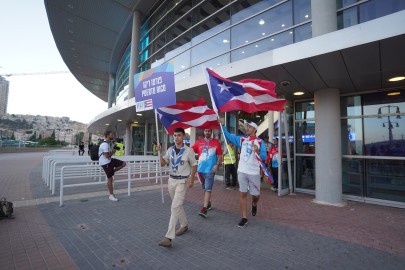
[172,50,191,74]
[342,158,364,196]
[295,101,315,120]
[191,2,230,45]
[295,121,315,154]
[231,0,283,24]
[294,23,311,43]
[341,118,363,155]
[296,156,315,190]
[359,0,405,24]
[366,159,405,202]
[337,7,358,29]
[293,0,311,24]
[190,53,230,76]
[341,95,362,117]
[231,2,292,49]
[231,31,292,62]
[191,30,230,66]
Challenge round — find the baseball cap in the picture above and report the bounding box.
[244,120,258,130]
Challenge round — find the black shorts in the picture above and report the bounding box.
[102,158,124,178]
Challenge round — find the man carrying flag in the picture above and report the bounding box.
[218,118,267,228]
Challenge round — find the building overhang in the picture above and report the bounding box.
[87,10,405,135]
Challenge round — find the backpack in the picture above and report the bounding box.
[0,197,13,219]
[90,143,102,161]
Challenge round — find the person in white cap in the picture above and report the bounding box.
[218,118,267,228]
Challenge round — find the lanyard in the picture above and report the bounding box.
[171,144,184,173]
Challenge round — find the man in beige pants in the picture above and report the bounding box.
[158,127,197,247]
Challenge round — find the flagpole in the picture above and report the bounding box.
[202,66,234,164]
[154,108,165,203]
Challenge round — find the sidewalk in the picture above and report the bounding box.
[0,152,404,269]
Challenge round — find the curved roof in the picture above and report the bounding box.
[44,0,160,102]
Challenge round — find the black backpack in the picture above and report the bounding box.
[90,143,102,161]
[0,197,13,219]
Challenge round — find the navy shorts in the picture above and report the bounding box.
[102,158,124,178]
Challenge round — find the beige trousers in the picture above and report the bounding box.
[165,178,188,240]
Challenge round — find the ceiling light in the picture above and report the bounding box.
[281,24,285,27]
[388,76,405,82]
[105,123,109,126]
[255,45,258,47]
[241,51,245,54]
[305,15,309,18]
[289,31,293,34]
[136,113,142,116]
[222,39,229,43]
[271,38,274,41]
[262,32,266,36]
[245,40,249,43]
[387,92,401,96]
[294,91,305,96]
[117,119,122,122]
[134,121,138,124]
[259,19,265,25]
[181,65,185,68]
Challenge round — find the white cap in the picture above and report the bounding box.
[244,120,258,130]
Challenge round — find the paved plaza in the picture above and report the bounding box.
[0,152,404,269]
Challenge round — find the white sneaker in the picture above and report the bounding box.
[109,195,118,202]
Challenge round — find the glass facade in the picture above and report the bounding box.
[337,0,405,29]
[114,43,131,106]
[138,0,312,82]
[295,91,405,202]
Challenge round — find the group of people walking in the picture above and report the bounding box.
[157,118,279,247]
[95,119,279,248]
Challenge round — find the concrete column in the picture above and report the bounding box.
[125,125,132,155]
[267,112,274,139]
[128,10,141,99]
[311,0,337,37]
[314,88,343,206]
[107,73,115,108]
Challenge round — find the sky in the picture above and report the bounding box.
[0,1,107,124]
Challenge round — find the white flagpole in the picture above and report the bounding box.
[154,109,165,203]
[201,66,234,164]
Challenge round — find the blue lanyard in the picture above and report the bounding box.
[171,144,184,173]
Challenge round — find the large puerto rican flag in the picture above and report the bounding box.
[205,68,286,113]
[156,98,219,135]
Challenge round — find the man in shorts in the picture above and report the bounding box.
[191,129,222,218]
[99,130,126,201]
[219,119,267,227]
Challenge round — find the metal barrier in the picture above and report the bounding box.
[59,157,169,206]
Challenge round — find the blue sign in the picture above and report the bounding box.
[134,61,176,112]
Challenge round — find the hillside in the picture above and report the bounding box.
[0,113,88,144]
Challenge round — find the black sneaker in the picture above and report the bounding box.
[238,218,248,228]
[207,202,212,211]
[198,207,207,218]
[252,203,257,216]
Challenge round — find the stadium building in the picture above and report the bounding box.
[45,0,405,207]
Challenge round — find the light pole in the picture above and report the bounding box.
[378,105,401,141]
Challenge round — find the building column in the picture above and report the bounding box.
[107,73,115,108]
[125,125,132,156]
[311,0,337,37]
[128,10,141,99]
[314,88,343,206]
[189,127,197,146]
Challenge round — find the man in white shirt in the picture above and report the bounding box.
[99,131,126,201]
[219,119,267,228]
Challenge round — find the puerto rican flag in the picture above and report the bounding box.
[205,68,286,113]
[156,98,220,135]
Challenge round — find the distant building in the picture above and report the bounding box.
[0,76,9,115]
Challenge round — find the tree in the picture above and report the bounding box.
[51,130,56,138]
[29,131,37,142]
[74,132,84,145]
[11,131,15,140]
[38,133,43,140]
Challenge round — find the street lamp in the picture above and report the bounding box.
[377,105,401,141]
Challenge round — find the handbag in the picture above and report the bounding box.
[0,197,14,219]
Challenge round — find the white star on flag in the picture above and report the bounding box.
[217,82,231,93]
